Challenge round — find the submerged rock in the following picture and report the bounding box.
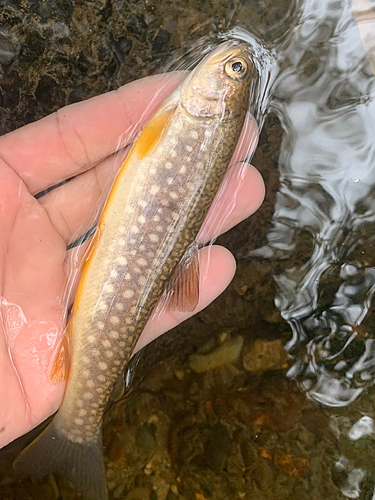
[242,339,289,373]
[188,336,244,373]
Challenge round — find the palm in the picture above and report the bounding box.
[0,73,263,449]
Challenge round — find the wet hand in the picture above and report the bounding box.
[0,73,264,448]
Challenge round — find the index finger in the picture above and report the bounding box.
[0,73,186,195]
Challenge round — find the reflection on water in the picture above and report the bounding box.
[251,0,375,408]
[241,0,375,497]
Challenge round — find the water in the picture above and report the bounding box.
[2,0,375,498]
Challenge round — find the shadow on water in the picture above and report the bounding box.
[2,0,375,498]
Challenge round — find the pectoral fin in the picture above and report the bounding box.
[165,243,200,312]
[135,105,176,160]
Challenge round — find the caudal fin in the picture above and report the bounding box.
[13,420,108,500]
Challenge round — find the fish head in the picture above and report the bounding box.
[181,40,255,120]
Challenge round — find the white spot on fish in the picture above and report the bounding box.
[150,166,157,174]
[170,150,177,158]
[97,387,104,394]
[99,362,107,370]
[87,335,95,343]
[170,192,178,200]
[98,301,107,311]
[138,215,146,224]
[153,215,160,222]
[138,276,147,286]
[170,137,178,146]
[117,256,127,265]
[167,177,174,185]
[125,318,132,325]
[110,269,118,279]
[106,351,113,358]
[115,359,122,365]
[109,330,119,339]
[134,267,141,273]
[190,130,199,140]
[157,208,163,214]
[150,185,160,195]
[84,425,91,431]
[97,321,104,330]
[131,225,140,234]
[139,200,147,208]
[119,226,126,234]
[77,399,84,407]
[118,238,126,246]
[115,302,124,311]
[79,409,87,417]
[185,144,193,152]
[87,380,95,388]
[75,437,84,444]
[149,234,159,243]
[165,162,173,169]
[137,257,147,267]
[179,165,186,174]
[84,392,93,400]
[156,225,163,232]
[110,316,120,325]
[123,289,134,298]
[125,273,131,280]
[97,374,106,382]
[102,339,111,348]
[82,356,89,364]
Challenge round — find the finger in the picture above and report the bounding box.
[0,73,186,195]
[38,147,130,245]
[39,113,259,246]
[134,245,236,352]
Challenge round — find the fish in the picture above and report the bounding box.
[13,40,255,500]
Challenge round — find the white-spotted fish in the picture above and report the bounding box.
[14,40,255,500]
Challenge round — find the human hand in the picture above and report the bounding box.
[0,73,264,449]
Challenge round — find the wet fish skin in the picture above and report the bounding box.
[14,41,255,500]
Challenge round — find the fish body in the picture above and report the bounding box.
[14,41,254,499]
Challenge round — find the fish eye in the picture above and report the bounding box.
[225,58,248,80]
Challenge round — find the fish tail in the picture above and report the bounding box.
[13,418,107,500]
